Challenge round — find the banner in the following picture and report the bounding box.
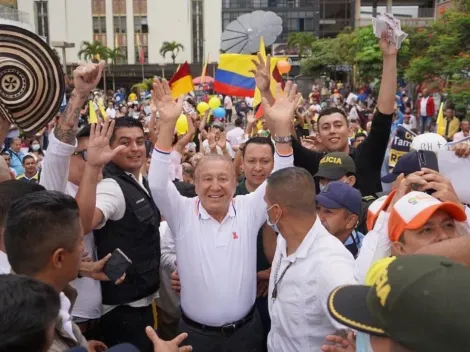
[389,125,416,167]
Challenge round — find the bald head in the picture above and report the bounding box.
[266,167,316,214]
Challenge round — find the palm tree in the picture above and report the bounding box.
[159,41,184,64]
[77,40,108,63]
[106,47,125,91]
[287,32,316,59]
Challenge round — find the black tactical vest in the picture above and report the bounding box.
[94,162,161,305]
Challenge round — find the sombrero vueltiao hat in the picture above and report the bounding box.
[0,24,65,135]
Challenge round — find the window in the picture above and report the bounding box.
[133,0,147,15]
[35,1,49,43]
[192,0,204,63]
[92,0,106,15]
[114,16,127,33]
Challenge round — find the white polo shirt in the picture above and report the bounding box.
[267,218,356,352]
[149,147,293,326]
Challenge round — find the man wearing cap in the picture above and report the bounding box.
[314,152,356,193]
[317,182,364,258]
[325,255,470,352]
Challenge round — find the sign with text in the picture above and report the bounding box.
[389,125,416,168]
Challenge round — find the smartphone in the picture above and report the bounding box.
[418,150,439,172]
[103,248,132,282]
[418,150,439,194]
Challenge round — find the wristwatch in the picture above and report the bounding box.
[273,135,292,144]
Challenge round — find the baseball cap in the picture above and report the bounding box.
[381,151,420,183]
[314,152,356,180]
[388,191,466,242]
[316,181,362,215]
[366,191,395,232]
[328,255,470,351]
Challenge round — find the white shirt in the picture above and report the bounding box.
[420,96,429,116]
[202,139,234,158]
[224,96,233,110]
[226,127,245,147]
[40,130,102,320]
[59,292,78,342]
[95,173,158,314]
[106,107,116,119]
[148,148,293,326]
[453,131,470,142]
[267,219,356,352]
[0,250,11,274]
[155,222,181,318]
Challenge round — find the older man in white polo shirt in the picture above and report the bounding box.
[148,79,298,351]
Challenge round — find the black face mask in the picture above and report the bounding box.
[344,233,359,259]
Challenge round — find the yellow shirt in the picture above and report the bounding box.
[442,117,460,140]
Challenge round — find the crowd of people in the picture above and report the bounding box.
[1,28,470,352]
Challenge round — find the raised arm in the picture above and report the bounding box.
[40,62,105,192]
[376,32,397,115]
[148,79,191,231]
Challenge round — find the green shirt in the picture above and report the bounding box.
[236,179,271,272]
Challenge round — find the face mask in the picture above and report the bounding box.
[32,144,40,151]
[266,204,280,233]
[356,332,374,352]
[319,183,328,192]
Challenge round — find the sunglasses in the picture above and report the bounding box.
[72,149,88,161]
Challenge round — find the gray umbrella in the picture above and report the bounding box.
[221,10,283,54]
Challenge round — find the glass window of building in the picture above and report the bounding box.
[35,1,49,43]
[113,0,127,63]
[192,0,204,63]
[133,0,148,63]
[92,0,106,45]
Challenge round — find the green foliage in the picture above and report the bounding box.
[77,41,108,63]
[106,47,124,65]
[160,41,184,64]
[287,32,316,58]
[131,78,154,94]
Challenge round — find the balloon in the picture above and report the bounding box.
[175,114,189,135]
[128,93,137,101]
[197,102,210,114]
[208,97,221,110]
[277,61,291,74]
[213,107,226,119]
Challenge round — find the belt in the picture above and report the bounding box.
[76,318,100,333]
[182,306,255,335]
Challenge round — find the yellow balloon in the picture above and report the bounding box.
[197,102,210,114]
[208,97,221,110]
[175,115,189,135]
[128,93,137,102]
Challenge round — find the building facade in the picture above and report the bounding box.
[15,0,221,66]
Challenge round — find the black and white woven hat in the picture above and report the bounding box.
[0,24,65,135]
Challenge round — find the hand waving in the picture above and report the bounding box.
[87,119,125,168]
[217,131,227,151]
[246,111,256,125]
[146,327,192,352]
[379,31,398,57]
[207,130,217,151]
[262,81,300,126]
[73,61,105,96]
[250,52,271,92]
[151,78,183,124]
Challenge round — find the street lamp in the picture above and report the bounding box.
[51,41,75,74]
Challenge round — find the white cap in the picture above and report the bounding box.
[410,133,447,152]
[388,191,466,242]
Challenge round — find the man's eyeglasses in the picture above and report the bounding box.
[72,149,88,161]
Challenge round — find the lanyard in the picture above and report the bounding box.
[272,254,292,301]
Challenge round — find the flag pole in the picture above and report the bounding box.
[142,62,145,82]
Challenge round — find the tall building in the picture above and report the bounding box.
[222,0,354,40]
[15,0,221,66]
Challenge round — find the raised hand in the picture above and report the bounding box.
[73,61,105,96]
[379,30,398,57]
[151,78,183,124]
[207,130,217,151]
[246,111,256,125]
[217,131,227,151]
[87,119,126,168]
[250,52,271,92]
[262,81,301,127]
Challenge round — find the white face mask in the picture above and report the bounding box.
[319,183,328,192]
[356,332,374,352]
[32,144,40,151]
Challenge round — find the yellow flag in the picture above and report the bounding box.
[253,37,287,107]
[98,99,108,121]
[200,54,209,84]
[436,102,445,136]
[89,100,98,124]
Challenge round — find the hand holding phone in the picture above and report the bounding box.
[103,248,132,282]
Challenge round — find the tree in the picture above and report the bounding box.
[300,38,340,76]
[77,40,108,63]
[159,41,184,64]
[106,47,125,91]
[287,32,316,58]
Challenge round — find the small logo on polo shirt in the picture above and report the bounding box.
[136,198,145,204]
[232,232,238,240]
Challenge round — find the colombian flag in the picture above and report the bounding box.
[169,62,194,99]
[214,54,257,98]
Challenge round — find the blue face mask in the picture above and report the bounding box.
[266,204,280,233]
[356,332,374,352]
